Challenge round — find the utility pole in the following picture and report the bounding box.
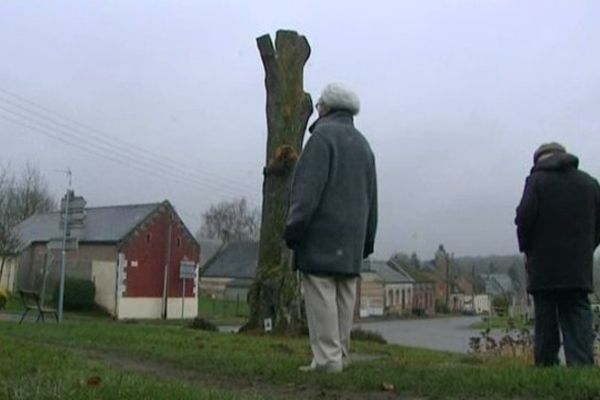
[58,168,72,323]
[56,169,85,323]
[471,263,476,312]
[445,252,450,309]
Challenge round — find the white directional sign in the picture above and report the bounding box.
[179,261,197,280]
[47,237,79,251]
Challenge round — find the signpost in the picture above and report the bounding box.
[179,261,197,319]
[57,188,86,323]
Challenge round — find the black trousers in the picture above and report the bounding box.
[533,290,595,366]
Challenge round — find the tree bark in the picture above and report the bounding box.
[0,256,6,287]
[244,30,313,334]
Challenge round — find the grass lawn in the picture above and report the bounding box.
[1,318,600,399]
[0,334,265,400]
[470,314,533,331]
[197,296,249,325]
[1,293,23,313]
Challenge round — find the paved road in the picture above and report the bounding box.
[357,316,483,353]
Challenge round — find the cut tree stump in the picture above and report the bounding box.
[243,30,313,335]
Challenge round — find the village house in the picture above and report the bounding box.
[356,267,384,317]
[199,240,258,301]
[392,261,436,316]
[0,256,17,292]
[366,260,414,315]
[482,273,514,299]
[14,200,200,319]
[447,276,475,312]
[418,265,447,310]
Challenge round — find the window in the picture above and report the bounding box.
[146,233,152,243]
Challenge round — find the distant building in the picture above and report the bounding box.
[473,294,491,314]
[199,241,258,301]
[482,274,514,298]
[0,256,17,292]
[14,200,200,319]
[362,260,414,316]
[198,239,223,269]
[357,268,384,317]
[391,261,436,316]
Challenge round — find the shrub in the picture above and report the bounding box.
[189,316,218,332]
[351,327,387,344]
[0,288,8,310]
[492,295,510,309]
[55,278,96,311]
[435,299,450,314]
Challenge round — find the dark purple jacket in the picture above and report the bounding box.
[515,153,600,293]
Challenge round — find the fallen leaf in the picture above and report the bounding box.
[382,382,395,392]
[87,376,102,387]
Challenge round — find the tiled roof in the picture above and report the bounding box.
[201,241,259,280]
[363,260,415,283]
[15,203,161,247]
[394,262,435,283]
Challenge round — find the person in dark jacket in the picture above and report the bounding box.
[515,142,600,366]
[284,83,377,373]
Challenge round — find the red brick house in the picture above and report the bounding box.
[15,200,200,319]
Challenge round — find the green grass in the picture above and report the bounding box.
[470,315,533,330]
[1,293,22,312]
[1,319,599,399]
[197,296,249,324]
[0,333,266,400]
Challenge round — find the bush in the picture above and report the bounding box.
[351,327,387,344]
[55,278,96,311]
[0,288,9,310]
[492,295,510,317]
[492,295,510,309]
[435,299,450,314]
[189,316,218,332]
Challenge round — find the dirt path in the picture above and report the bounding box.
[12,335,414,400]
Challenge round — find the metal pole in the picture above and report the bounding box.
[445,253,450,310]
[161,213,173,319]
[58,189,71,323]
[40,253,49,307]
[181,278,185,319]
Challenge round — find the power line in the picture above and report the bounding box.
[0,87,259,192]
[0,101,248,195]
[0,94,258,195]
[0,110,259,204]
[0,101,260,202]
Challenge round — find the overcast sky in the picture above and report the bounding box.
[1,1,599,260]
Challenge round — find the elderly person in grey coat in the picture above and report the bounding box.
[284,83,378,373]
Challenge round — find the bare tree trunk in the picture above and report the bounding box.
[244,30,313,334]
[0,256,5,287]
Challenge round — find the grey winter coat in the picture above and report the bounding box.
[284,110,378,276]
[515,153,600,293]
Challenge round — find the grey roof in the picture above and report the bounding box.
[360,271,384,283]
[363,260,415,284]
[199,239,224,267]
[15,203,160,247]
[202,241,259,279]
[227,277,254,289]
[484,274,514,295]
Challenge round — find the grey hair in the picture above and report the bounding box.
[318,83,360,115]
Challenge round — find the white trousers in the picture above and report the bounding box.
[302,273,357,371]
